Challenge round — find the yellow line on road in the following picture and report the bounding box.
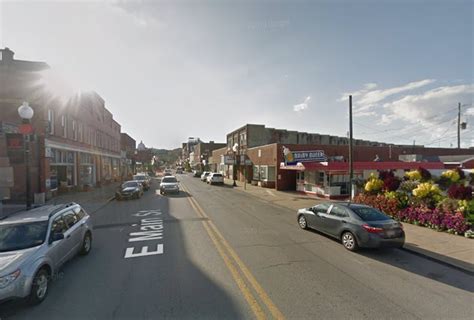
[182,184,285,320]
[185,189,266,320]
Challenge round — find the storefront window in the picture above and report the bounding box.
[267,166,275,182]
[253,165,260,180]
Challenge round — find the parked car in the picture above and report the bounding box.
[297,202,405,251]
[0,203,93,304]
[159,176,180,195]
[133,174,150,191]
[207,172,224,185]
[200,171,211,182]
[115,181,144,200]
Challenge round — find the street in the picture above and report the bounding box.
[1,175,473,319]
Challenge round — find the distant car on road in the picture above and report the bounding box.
[176,168,183,174]
[200,172,211,182]
[159,176,180,195]
[115,181,144,200]
[207,173,224,185]
[297,202,405,251]
[164,169,173,175]
[133,174,150,191]
[193,170,202,177]
[0,203,93,305]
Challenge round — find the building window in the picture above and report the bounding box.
[78,123,84,142]
[61,115,67,138]
[72,120,77,141]
[47,109,55,134]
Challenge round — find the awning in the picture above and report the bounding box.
[280,161,445,172]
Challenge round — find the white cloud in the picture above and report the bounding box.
[466,107,474,116]
[340,79,436,113]
[383,84,474,126]
[354,111,377,117]
[293,96,311,112]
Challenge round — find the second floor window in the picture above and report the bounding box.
[61,115,67,138]
[47,109,54,134]
[72,120,77,141]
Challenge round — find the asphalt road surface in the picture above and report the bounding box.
[1,174,473,320]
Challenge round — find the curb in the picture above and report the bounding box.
[401,245,474,275]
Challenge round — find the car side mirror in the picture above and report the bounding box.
[49,233,64,244]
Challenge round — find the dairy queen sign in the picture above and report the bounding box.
[283,146,327,165]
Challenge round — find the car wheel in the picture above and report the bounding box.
[79,232,92,256]
[341,231,358,251]
[298,214,308,230]
[28,268,50,305]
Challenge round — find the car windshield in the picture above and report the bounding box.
[0,221,49,252]
[351,207,391,221]
[122,182,138,188]
[133,176,146,181]
[212,174,222,177]
[162,177,177,183]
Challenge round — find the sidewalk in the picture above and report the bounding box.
[47,182,120,213]
[224,178,474,273]
[0,182,119,218]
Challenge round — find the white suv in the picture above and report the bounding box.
[207,173,224,185]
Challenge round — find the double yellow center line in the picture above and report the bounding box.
[181,184,285,320]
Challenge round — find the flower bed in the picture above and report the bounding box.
[354,168,474,238]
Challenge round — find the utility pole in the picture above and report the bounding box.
[457,102,461,149]
[349,95,354,200]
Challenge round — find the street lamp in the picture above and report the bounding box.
[232,143,238,187]
[18,102,34,209]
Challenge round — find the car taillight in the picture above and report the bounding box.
[362,224,384,233]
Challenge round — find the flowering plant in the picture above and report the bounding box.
[412,182,441,199]
[447,185,473,200]
[405,170,422,181]
[441,170,461,183]
[364,174,384,194]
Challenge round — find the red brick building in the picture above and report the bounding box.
[211,124,474,197]
[0,48,122,202]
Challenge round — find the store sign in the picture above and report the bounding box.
[283,146,327,165]
[224,155,235,165]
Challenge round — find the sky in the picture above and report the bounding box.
[0,0,472,149]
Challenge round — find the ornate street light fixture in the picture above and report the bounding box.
[18,102,34,209]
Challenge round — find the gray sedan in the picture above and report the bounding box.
[297,202,405,251]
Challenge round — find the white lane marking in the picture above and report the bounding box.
[124,244,163,258]
[124,212,165,259]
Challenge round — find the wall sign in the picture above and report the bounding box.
[283,146,327,165]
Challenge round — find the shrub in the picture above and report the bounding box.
[418,167,432,182]
[447,185,473,200]
[383,176,401,192]
[398,206,471,235]
[458,199,474,215]
[378,170,394,181]
[364,174,384,195]
[455,168,465,180]
[412,182,441,199]
[405,170,421,181]
[399,180,419,193]
[385,191,409,209]
[353,194,399,217]
[441,169,461,183]
[436,198,459,213]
